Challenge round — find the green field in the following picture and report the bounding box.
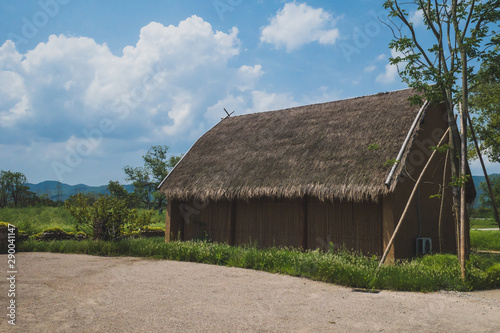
[470,218,499,229]
[0,206,165,234]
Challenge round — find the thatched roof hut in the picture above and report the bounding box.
[159,88,474,259]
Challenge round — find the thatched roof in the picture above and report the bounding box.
[160,88,431,202]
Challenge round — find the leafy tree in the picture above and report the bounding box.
[107,180,141,208]
[468,55,500,163]
[478,175,500,214]
[124,145,182,211]
[382,0,500,276]
[0,170,39,207]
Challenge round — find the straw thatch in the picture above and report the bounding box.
[160,88,428,202]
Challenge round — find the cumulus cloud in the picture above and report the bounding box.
[364,65,376,73]
[409,9,425,27]
[0,16,252,143]
[0,15,284,183]
[260,2,340,52]
[376,50,405,84]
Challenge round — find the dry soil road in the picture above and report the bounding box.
[0,253,499,332]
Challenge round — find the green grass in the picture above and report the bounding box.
[0,206,165,234]
[0,207,76,234]
[18,238,500,292]
[470,218,498,229]
[471,230,500,252]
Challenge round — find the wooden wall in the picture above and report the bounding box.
[383,103,458,260]
[307,198,382,254]
[167,196,384,256]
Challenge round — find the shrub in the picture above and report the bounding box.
[65,194,159,240]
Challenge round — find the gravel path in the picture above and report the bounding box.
[1,253,499,332]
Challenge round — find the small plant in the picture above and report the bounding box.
[368,143,380,150]
[384,158,399,167]
[449,174,471,187]
[429,144,450,153]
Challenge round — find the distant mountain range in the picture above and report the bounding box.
[26,181,134,202]
[26,174,497,204]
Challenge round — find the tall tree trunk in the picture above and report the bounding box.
[459,51,469,281]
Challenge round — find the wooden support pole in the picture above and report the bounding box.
[467,114,500,229]
[438,149,449,253]
[379,128,450,267]
[227,200,236,246]
[300,196,308,250]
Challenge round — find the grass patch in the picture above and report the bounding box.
[470,218,498,229]
[18,238,500,292]
[471,230,500,252]
[0,207,76,234]
[0,206,165,235]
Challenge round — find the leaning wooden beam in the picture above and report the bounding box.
[379,127,450,267]
[467,114,500,228]
[438,149,449,253]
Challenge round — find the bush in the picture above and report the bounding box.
[65,193,160,240]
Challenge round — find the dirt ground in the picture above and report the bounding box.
[1,253,499,332]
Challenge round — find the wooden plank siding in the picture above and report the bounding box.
[307,198,382,255]
[168,197,383,255]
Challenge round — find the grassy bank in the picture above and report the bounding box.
[470,218,498,229]
[471,230,500,252]
[18,238,500,292]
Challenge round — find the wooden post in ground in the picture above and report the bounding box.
[379,128,450,267]
[438,150,449,252]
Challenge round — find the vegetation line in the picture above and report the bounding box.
[18,238,500,292]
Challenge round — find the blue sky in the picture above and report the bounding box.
[0,0,498,186]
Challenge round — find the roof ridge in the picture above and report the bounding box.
[229,87,415,119]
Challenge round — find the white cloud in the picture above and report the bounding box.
[301,86,342,105]
[0,16,251,144]
[247,91,298,113]
[376,54,386,61]
[260,2,340,52]
[364,65,376,73]
[376,50,404,84]
[0,16,278,183]
[409,9,424,27]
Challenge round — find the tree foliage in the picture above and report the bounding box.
[124,145,182,211]
[0,170,51,208]
[469,54,500,162]
[478,175,500,212]
[381,0,500,272]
